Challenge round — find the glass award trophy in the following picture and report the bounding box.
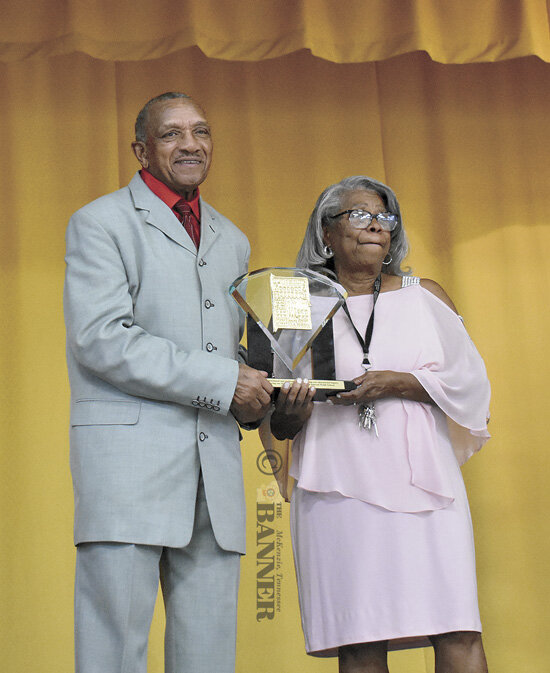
[229,267,357,399]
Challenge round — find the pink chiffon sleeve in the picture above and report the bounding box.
[411,289,491,465]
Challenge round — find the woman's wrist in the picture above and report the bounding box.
[390,372,432,403]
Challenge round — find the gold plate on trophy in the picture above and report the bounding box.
[270,274,312,331]
[269,378,347,390]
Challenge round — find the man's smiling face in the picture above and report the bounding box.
[132,98,213,198]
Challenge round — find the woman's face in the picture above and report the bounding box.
[323,189,392,274]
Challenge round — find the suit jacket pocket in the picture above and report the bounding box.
[71,399,141,426]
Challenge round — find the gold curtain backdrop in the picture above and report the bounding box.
[1,2,550,673]
[1,0,550,63]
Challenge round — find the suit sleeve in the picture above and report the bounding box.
[63,210,240,414]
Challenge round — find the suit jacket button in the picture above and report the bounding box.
[206,342,217,352]
[199,432,208,441]
[204,299,214,309]
[198,258,207,266]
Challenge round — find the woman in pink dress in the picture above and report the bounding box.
[270,176,490,673]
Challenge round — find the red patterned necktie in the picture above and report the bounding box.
[174,201,200,249]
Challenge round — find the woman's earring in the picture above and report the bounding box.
[382,253,393,265]
[323,245,333,258]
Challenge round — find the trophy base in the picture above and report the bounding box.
[268,378,357,401]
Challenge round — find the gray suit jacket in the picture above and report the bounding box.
[64,173,249,552]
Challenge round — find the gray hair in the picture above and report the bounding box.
[296,175,410,278]
[135,92,199,142]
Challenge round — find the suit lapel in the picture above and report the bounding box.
[198,201,220,258]
[128,173,197,254]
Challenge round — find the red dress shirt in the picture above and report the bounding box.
[140,169,201,247]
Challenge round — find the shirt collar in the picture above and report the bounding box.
[139,169,201,220]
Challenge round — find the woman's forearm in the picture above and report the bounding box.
[335,370,433,406]
[386,372,433,404]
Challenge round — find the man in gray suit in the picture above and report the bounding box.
[64,92,273,673]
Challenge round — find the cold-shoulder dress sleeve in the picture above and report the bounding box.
[410,287,491,465]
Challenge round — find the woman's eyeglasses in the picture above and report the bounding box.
[330,209,398,232]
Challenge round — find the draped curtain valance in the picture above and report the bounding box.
[1,0,550,63]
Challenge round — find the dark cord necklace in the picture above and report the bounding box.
[341,274,381,370]
[340,273,382,435]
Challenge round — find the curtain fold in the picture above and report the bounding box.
[1,0,550,63]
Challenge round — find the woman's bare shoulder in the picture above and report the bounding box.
[419,278,458,314]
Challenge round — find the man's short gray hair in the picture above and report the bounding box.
[135,92,195,143]
[296,176,410,278]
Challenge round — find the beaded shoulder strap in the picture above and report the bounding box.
[401,275,420,287]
